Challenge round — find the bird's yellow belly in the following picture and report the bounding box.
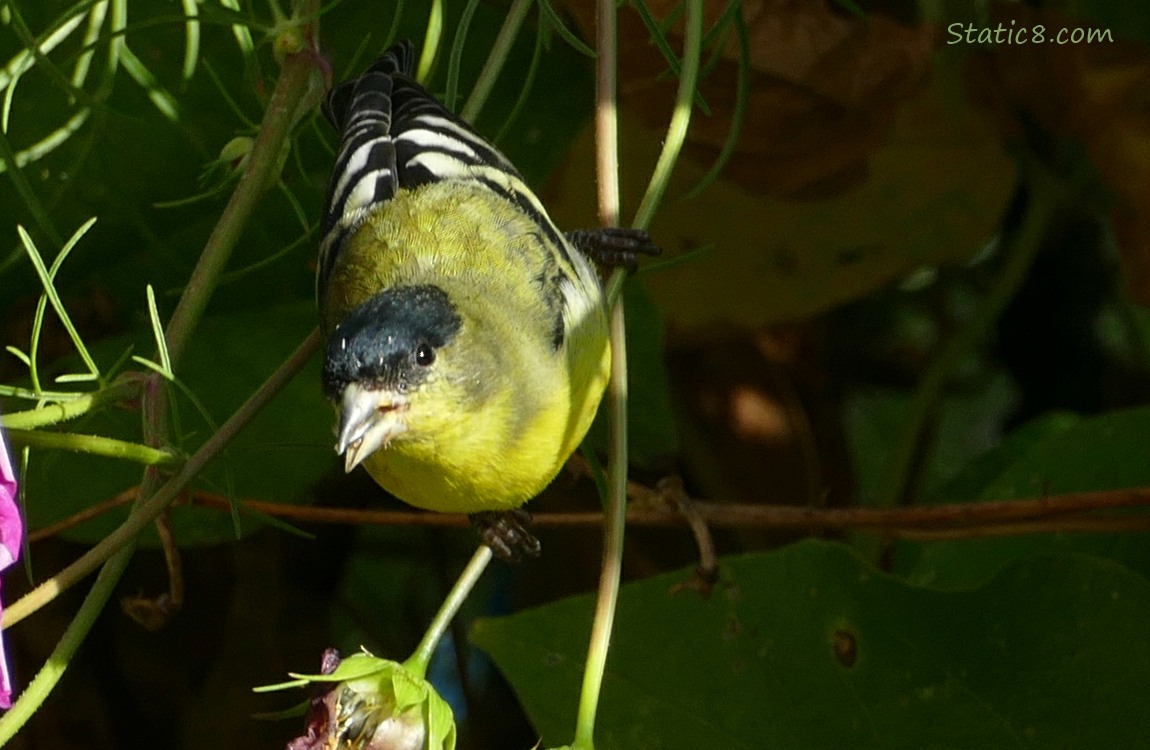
[363,449,552,513]
[362,340,609,514]
[362,411,569,513]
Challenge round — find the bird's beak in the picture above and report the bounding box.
[335,383,409,473]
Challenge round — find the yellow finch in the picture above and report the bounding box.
[317,41,652,557]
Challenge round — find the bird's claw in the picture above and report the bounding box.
[567,227,661,274]
[470,509,541,563]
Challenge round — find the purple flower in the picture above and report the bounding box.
[0,422,24,709]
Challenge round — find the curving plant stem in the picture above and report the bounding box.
[0,329,321,742]
[0,377,143,431]
[0,10,325,738]
[405,544,493,679]
[573,2,702,746]
[4,428,178,466]
[631,0,703,231]
[570,1,621,745]
[460,0,534,123]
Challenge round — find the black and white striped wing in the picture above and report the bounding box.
[385,74,575,258]
[317,42,414,293]
[318,41,602,348]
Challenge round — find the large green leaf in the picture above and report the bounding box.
[473,540,1150,749]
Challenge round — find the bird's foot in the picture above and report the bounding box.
[566,227,661,274]
[470,509,542,563]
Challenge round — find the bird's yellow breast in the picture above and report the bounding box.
[361,379,591,513]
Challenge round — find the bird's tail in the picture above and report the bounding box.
[317,41,416,300]
[321,40,415,132]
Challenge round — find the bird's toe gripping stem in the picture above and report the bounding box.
[567,227,661,274]
[469,509,542,563]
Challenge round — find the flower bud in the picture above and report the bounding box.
[285,649,456,750]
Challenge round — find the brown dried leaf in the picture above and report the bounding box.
[550,2,1015,329]
[565,0,937,197]
[545,78,1015,329]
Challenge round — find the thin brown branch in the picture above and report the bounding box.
[679,488,1150,529]
[27,488,137,543]
[661,477,719,597]
[890,516,1150,540]
[27,484,1150,546]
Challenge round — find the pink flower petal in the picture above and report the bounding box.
[0,427,20,567]
[0,422,24,709]
[0,631,10,710]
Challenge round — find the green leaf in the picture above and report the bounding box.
[899,406,1150,588]
[289,652,390,684]
[473,540,1150,749]
[923,411,1082,505]
[971,405,1150,499]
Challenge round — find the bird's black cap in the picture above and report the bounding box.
[323,285,462,399]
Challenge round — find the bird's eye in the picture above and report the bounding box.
[415,342,436,367]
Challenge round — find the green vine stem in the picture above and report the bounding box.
[161,49,324,369]
[593,2,620,231]
[416,0,445,83]
[0,376,142,430]
[632,0,702,232]
[569,1,620,745]
[573,301,629,750]
[4,428,177,467]
[459,0,533,123]
[571,1,701,747]
[405,544,493,679]
[874,170,1057,509]
[572,0,699,745]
